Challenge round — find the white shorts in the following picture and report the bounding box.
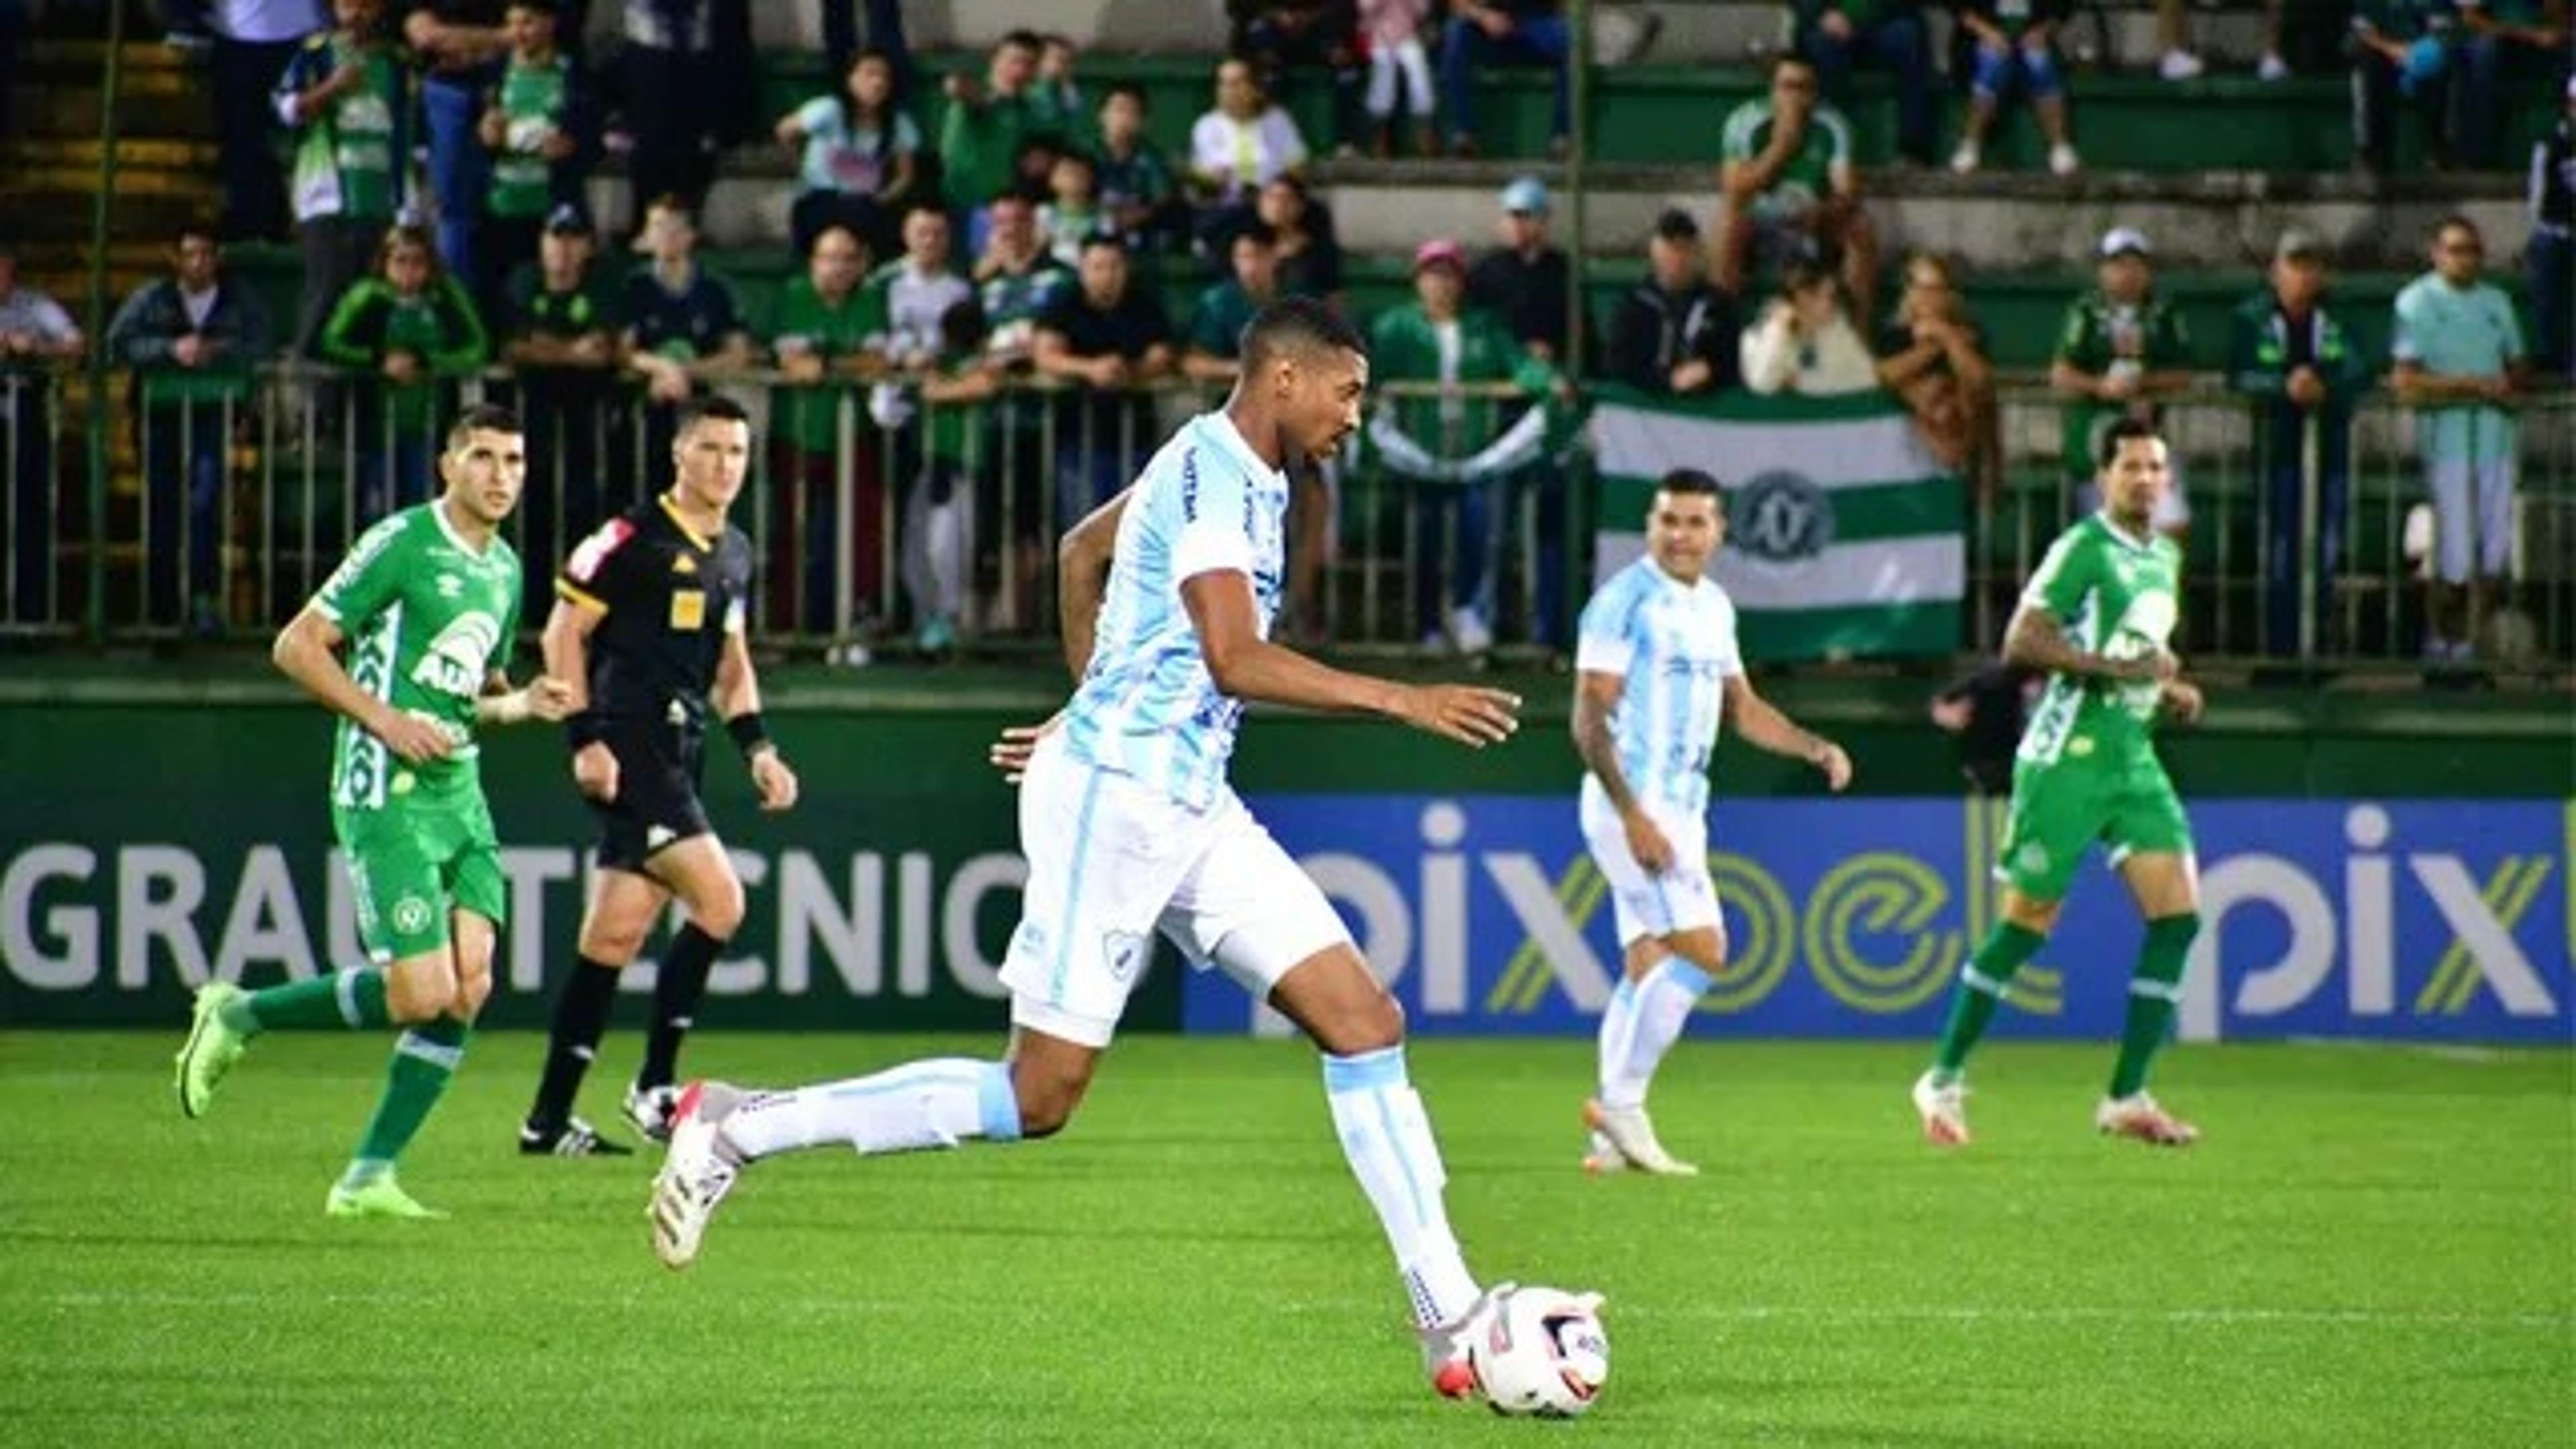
[1578,778,1723,948]
[998,733,1353,1048]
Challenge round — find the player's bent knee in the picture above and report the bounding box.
[384,963,459,1024]
[690,878,747,940]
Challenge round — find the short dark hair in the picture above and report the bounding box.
[937,297,989,356]
[1234,222,1280,250]
[1772,52,1818,79]
[2434,213,2481,244]
[645,193,696,226]
[679,394,753,437]
[1079,231,1126,258]
[999,28,1043,53]
[1651,208,1700,245]
[445,403,522,450]
[2097,417,2163,470]
[1657,467,1723,500]
[1240,296,1365,372]
[1104,80,1148,110]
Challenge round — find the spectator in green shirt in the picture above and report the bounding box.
[902,298,1004,655]
[768,224,892,639]
[1718,54,1876,325]
[1368,237,1552,655]
[274,0,409,358]
[939,30,1061,228]
[1093,83,1183,255]
[498,202,625,615]
[473,2,591,327]
[2049,227,2193,541]
[319,223,489,521]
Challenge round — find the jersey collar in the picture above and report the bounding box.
[658,492,715,551]
[2093,511,2157,553]
[1205,410,1287,488]
[431,495,493,557]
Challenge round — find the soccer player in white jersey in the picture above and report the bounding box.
[646,298,1573,1402]
[1572,468,1853,1175]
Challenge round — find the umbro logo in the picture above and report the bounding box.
[435,574,464,598]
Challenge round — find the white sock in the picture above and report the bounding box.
[719,1059,1022,1160]
[1596,975,1646,1108]
[1323,1046,1479,1330]
[1613,959,1713,1110]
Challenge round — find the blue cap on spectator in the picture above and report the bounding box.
[1500,176,1550,215]
[544,202,593,236]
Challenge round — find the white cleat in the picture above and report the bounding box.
[1948,139,1981,174]
[2095,1091,2199,1146]
[1419,1281,1516,1400]
[2047,142,2082,176]
[649,1079,747,1269]
[1582,1099,1699,1176]
[1580,1129,1629,1175]
[1913,1070,1972,1146]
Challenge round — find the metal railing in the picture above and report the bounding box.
[1982,381,2576,668]
[8,362,2569,670]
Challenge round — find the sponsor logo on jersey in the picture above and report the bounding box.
[410,610,504,698]
[436,573,464,598]
[1728,471,1833,564]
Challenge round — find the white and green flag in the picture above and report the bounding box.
[1588,386,1964,661]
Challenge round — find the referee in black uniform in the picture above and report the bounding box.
[519,394,800,1155]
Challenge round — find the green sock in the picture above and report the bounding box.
[225,968,390,1036]
[1932,922,2049,1079]
[348,1016,471,1179]
[2110,914,2201,1098]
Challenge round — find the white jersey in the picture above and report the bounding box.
[1061,410,1289,812]
[1573,556,1742,817]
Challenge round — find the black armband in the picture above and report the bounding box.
[564,712,608,751]
[726,711,772,758]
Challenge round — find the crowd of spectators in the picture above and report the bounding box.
[0,2,2565,665]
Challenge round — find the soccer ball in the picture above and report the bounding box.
[1471,1287,1609,1418]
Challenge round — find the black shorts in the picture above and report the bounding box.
[589,721,714,873]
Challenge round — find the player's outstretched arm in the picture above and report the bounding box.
[1722,674,1852,790]
[2002,603,2172,684]
[1179,572,1519,748]
[1056,486,1132,681]
[271,606,452,763]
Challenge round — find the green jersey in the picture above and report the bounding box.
[312,503,524,811]
[1717,99,1854,225]
[2053,290,2190,479]
[283,35,405,222]
[488,53,574,221]
[2015,513,2182,769]
[769,276,888,452]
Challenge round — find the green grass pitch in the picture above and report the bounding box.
[2,1032,2569,1446]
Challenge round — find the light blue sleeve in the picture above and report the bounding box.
[1169,443,1258,584]
[1574,572,1638,676]
[2390,282,2426,364]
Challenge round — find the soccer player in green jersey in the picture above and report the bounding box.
[173,404,575,1218]
[1913,417,2208,1148]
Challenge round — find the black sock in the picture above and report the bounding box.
[525,956,621,1134]
[638,924,722,1092]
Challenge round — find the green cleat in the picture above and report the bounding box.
[174,982,251,1120]
[325,1173,447,1220]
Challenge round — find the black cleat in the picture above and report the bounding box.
[518,1116,636,1157]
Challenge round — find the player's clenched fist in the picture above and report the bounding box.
[523,675,578,722]
[1401,684,1521,749]
[572,740,621,802]
[750,750,800,812]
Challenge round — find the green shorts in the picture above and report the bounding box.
[1995,754,2194,902]
[333,786,505,964]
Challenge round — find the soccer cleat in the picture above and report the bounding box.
[1419,1281,1517,1400]
[174,981,251,1120]
[1947,139,1980,174]
[325,1173,447,1220]
[649,1079,748,1269]
[1581,1099,1699,1176]
[2047,142,2082,176]
[519,1117,635,1157]
[2096,1092,2198,1146]
[1580,1129,1629,1175]
[1913,1070,1972,1146]
[625,1081,679,1144]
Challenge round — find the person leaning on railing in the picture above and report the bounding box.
[105,224,276,637]
[317,224,490,522]
[767,223,893,643]
[2226,227,2374,658]
[0,241,81,626]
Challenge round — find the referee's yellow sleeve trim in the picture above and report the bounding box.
[555,579,609,613]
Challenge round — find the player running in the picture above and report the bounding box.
[645,298,1577,1401]
[1913,417,2207,1148]
[173,405,572,1218]
[518,395,800,1157]
[1571,468,1853,1177]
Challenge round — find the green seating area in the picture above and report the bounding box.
[761,50,2566,174]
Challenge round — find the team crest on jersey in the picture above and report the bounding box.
[390,896,433,936]
[2016,843,2050,875]
[1729,471,1834,563]
[410,610,503,698]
